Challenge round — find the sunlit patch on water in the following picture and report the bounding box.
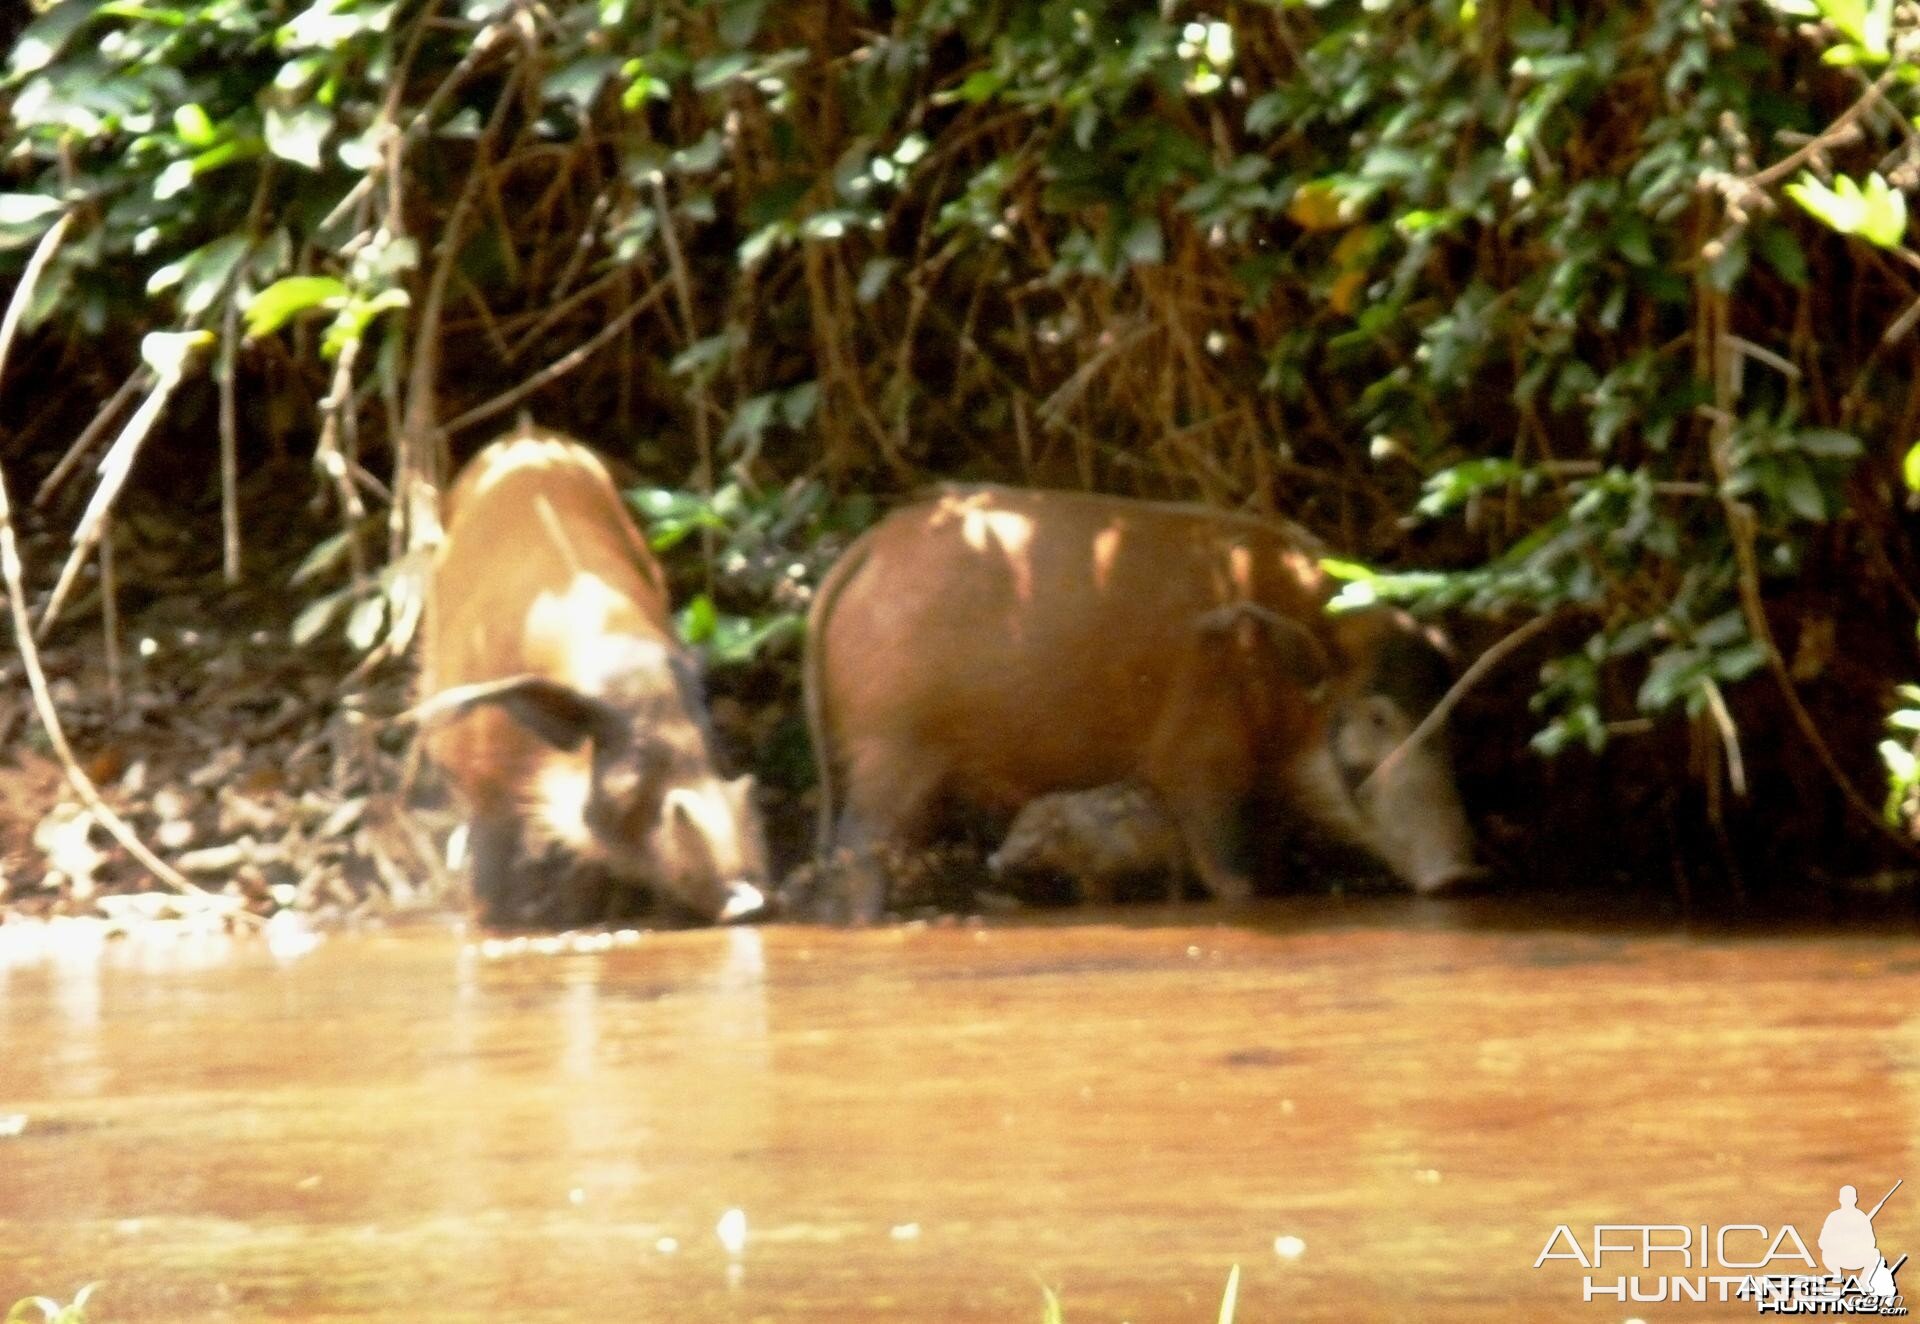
[264,909,323,961]
[0,901,248,972]
[472,928,649,960]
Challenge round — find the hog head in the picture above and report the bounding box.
[1322,608,1479,893]
[419,663,771,923]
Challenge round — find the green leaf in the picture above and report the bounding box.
[1862,0,1893,57]
[320,287,408,359]
[1816,0,1871,46]
[801,209,870,241]
[290,528,355,586]
[8,0,106,77]
[944,68,1006,105]
[723,392,779,449]
[0,194,67,252]
[345,592,386,650]
[1639,646,1709,711]
[1858,172,1908,247]
[543,55,621,112]
[154,159,196,201]
[1755,223,1808,287]
[1122,214,1163,267]
[717,0,770,46]
[0,194,67,227]
[265,104,330,170]
[1787,173,1865,236]
[705,611,802,665]
[670,131,724,175]
[1881,737,1916,782]
[1705,233,1748,292]
[1785,171,1906,248]
[279,0,396,50]
[244,276,348,338]
[1780,461,1827,520]
[669,330,738,381]
[1318,557,1378,581]
[291,587,349,644]
[780,380,819,429]
[1418,458,1523,516]
[147,233,251,317]
[172,102,216,147]
[694,53,752,91]
[1793,428,1863,459]
[856,256,897,303]
[189,137,266,180]
[678,593,719,644]
[274,53,326,95]
[1713,640,1769,681]
[139,329,213,378]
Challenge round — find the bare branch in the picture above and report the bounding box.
[0,215,233,906]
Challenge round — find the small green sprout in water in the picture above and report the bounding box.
[7,1285,97,1324]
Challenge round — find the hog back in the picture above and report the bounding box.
[812,486,1337,818]
[423,432,673,825]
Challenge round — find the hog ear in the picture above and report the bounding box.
[1325,605,1451,668]
[1194,602,1332,688]
[661,787,709,852]
[411,675,625,752]
[663,786,698,827]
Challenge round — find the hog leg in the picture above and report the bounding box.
[829,739,946,924]
[467,812,523,927]
[1152,780,1255,904]
[1140,690,1260,904]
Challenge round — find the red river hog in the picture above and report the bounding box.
[419,424,769,926]
[803,485,1476,919]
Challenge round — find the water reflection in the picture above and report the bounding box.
[0,900,1915,1321]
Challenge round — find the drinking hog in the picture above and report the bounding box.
[803,485,1476,919]
[418,424,770,926]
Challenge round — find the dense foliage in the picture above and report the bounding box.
[5,0,1920,882]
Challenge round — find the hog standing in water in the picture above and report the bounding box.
[804,485,1476,920]
[419,424,769,926]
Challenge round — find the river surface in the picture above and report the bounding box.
[2,896,1917,1322]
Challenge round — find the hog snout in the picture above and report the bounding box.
[716,880,770,923]
[1332,691,1476,894]
[1355,744,1477,893]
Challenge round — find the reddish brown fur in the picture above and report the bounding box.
[420,425,768,925]
[805,485,1473,917]
[423,433,673,825]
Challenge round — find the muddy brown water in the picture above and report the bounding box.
[2,897,1917,1322]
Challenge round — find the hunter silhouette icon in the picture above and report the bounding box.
[1821,1180,1901,1279]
